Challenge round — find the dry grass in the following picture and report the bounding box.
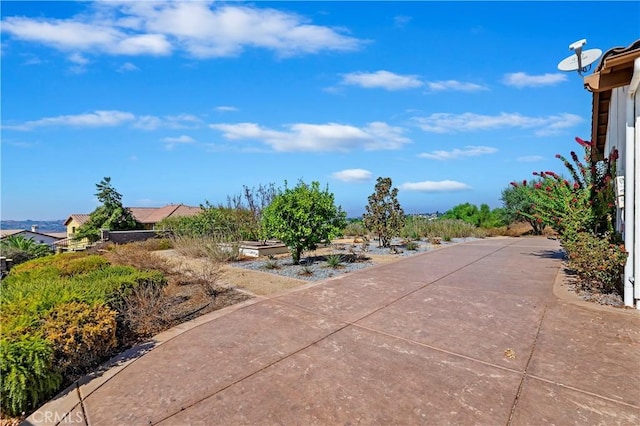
[103,241,175,274]
[171,235,241,262]
[118,281,169,338]
[102,241,248,340]
[483,222,559,238]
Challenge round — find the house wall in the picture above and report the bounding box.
[605,86,629,232]
[605,83,640,303]
[5,231,60,248]
[66,219,83,238]
[101,229,169,244]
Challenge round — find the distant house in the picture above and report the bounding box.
[128,204,202,230]
[57,204,202,250]
[583,39,640,307]
[0,226,65,249]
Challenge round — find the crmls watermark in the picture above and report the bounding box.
[30,411,84,424]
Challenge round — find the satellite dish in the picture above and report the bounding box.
[557,39,602,76]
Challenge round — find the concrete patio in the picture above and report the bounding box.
[25,237,640,425]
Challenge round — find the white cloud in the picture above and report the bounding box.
[215,106,239,112]
[341,70,423,91]
[165,114,202,128]
[162,135,195,150]
[117,62,140,72]
[8,110,135,130]
[534,114,583,136]
[424,80,488,92]
[67,52,89,73]
[22,54,43,65]
[419,146,497,160]
[393,15,412,28]
[134,115,163,130]
[413,112,582,136]
[68,52,89,65]
[331,169,373,182]
[162,135,195,143]
[503,72,567,88]
[400,180,472,192]
[134,114,201,130]
[6,110,203,131]
[210,121,410,152]
[133,114,202,130]
[1,17,172,56]
[1,3,362,59]
[517,155,545,162]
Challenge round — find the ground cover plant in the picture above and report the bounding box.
[325,253,344,269]
[0,253,164,416]
[1,241,249,420]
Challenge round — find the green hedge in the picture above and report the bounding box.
[0,253,165,416]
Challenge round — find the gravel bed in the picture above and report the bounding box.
[231,237,478,281]
[562,265,625,307]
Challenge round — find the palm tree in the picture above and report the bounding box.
[1,235,52,259]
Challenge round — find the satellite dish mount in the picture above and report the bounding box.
[557,39,602,76]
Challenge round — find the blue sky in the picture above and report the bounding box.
[2,1,638,220]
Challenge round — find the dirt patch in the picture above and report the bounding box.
[102,247,251,343]
[153,237,451,297]
[221,267,306,296]
[552,260,640,316]
[154,249,305,296]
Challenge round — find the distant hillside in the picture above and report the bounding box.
[1,219,66,233]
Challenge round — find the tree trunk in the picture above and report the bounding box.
[292,246,303,265]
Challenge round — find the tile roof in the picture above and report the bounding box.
[65,214,92,226]
[64,204,202,227]
[45,232,68,239]
[0,229,66,240]
[0,229,25,238]
[129,204,202,223]
[585,39,640,160]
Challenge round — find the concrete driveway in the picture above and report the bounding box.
[25,237,640,425]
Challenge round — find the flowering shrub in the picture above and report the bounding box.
[512,137,618,242]
[527,173,593,241]
[563,233,627,294]
[554,137,618,236]
[508,137,626,296]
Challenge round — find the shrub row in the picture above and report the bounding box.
[563,233,627,294]
[400,217,487,241]
[0,253,165,416]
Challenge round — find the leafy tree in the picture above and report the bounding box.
[261,180,347,264]
[363,177,405,248]
[442,203,479,224]
[442,202,505,228]
[501,180,546,235]
[0,235,52,265]
[75,177,139,242]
